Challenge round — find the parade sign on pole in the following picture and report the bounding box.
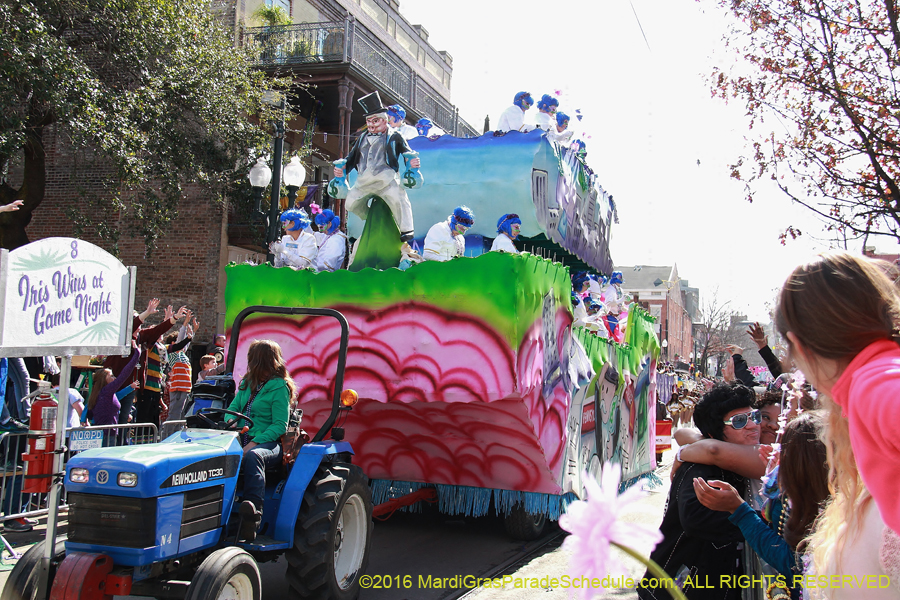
[0,237,136,358]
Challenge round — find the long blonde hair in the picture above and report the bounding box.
[807,396,872,573]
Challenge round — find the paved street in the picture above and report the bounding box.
[0,450,675,600]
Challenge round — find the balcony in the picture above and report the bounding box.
[243,20,480,138]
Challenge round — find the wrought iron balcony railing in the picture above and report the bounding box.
[244,20,480,138]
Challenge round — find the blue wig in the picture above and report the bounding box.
[556,112,570,129]
[514,91,533,108]
[450,205,475,230]
[571,292,582,307]
[572,271,590,291]
[416,118,433,136]
[610,270,623,285]
[314,209,341,234]
[280,208,310,231]
[496,213,522,236]
[536,94,559,112]
[387,104,406,121]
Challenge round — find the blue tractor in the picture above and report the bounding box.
[2,307,373,600]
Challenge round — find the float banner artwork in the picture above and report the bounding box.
[345,130,616,273]
[225,253,659,500]
[0,237,135,357]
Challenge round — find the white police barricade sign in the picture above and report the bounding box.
[0,237,135,576]
[69,428,105,451]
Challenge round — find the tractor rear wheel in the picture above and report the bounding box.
[503,504,548,541]
[286,462,373,600]
[1,538,66,600]
[185,547,261,600]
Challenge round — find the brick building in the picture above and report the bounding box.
[7,0,477,352]
[615,265,694,361]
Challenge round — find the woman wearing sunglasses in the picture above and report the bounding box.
[638,381,760,600]
[775,251,900,598]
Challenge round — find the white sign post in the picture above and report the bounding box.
[0,237,135,597]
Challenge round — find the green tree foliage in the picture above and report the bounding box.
[712,0,900,245]
[0,0,284,252]
[252,4,292,27]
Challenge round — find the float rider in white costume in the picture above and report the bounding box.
[313,209,347,272]
[490,213,521,253]
[423,206,475,262]
[497,91,534,133]
[334,91,422,242]
[534,94,559,130]
[270,208,318,269]
[415,118,445,138]
[387,104,419,141]
[548,111,575,144]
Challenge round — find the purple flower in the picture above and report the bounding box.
[560,464,663,598]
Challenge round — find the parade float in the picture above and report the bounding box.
[224,125,661,531]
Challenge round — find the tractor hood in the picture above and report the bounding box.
[65,429,243,497]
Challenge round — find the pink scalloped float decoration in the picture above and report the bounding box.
[230,303,574,494]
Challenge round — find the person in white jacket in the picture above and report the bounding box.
[534,94,559,130]
[423,206,475,261]
[547,112,574,144]
[313,209,347,272]
[490,213,521,253]
[387,105,418,141]
[270,208,318,269]
[497,91,534,133]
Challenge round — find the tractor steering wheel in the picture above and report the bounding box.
[196,407,254,432]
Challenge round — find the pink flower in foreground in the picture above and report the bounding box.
[560,463,663,597]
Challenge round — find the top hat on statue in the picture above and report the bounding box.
[358,91,389,117]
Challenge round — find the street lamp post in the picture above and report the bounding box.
[246,94,289,264]
[265,107,286,261]
[662,338,668,360]
[282,156,307,209]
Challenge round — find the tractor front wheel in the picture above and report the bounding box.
[1,538,66,600]
[185,547,261,600]
[286,462,373,600]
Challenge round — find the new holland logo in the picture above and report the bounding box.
[170,470,209,487]
[96,470,109,484]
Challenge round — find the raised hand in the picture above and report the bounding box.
[746,322,767,350]
[163,305,175,321]
[192,317,200,332]
[146,298,160,314]
[175,306,188,319]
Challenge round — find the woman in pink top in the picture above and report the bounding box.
[776,251,900,591]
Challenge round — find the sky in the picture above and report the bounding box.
[392,0,899,322]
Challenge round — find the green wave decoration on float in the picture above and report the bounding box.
[226,251,572,348]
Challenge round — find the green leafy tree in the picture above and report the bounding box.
[0,0,287,252]
[252,4,292,27]
[711,0,900,245]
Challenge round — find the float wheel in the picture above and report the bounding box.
[504,504,547,541]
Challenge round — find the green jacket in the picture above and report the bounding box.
[226,377,290,445]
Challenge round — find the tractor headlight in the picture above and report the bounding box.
[69,468,89,483]
[117,472,138,487]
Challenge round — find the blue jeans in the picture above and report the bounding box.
[7,359,30,421]
[242,441,281,508]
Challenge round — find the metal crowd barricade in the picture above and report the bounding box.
[0,423,160,528]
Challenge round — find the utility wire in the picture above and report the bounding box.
[630,1,652,52]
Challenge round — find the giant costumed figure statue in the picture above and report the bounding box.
[330,91,423,270]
